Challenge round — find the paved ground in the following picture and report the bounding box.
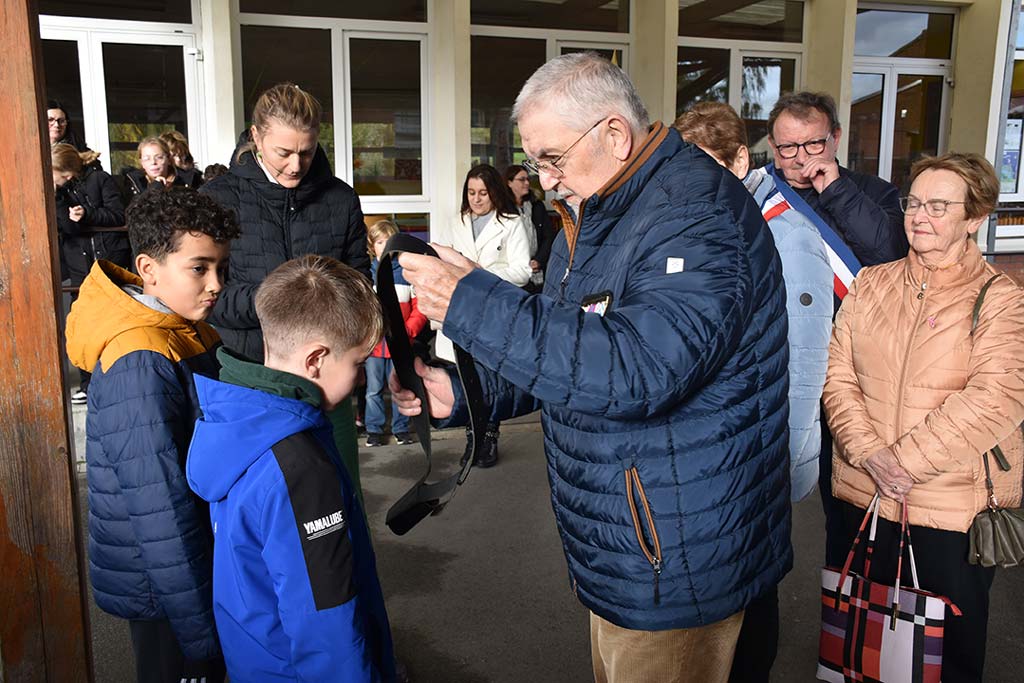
[72,405,1024,682]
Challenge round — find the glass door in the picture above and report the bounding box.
[557,41,628,71]
[39,23,203,176]
[849,61,949,191]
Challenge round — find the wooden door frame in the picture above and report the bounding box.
[0,0,94,679]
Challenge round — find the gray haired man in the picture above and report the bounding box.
[393,53,793,682]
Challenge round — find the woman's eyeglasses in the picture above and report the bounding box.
[899,197,965,218]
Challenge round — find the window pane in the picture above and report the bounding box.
[102,43,187,176]
[1001,61,1024,193]
[848,73,886,178]
[364,212,430,243]
[40,0,190,23]
[42,40,85,143]
[1017,3,1024,49]
[472,0,628,33]
[350,39,422,196]
[679,0,803,43]
[240,26,334,169]
[854,10,953,59]
[471,36,546,170]
[240,0,425,21]
[890,74,944,191]
[561,46,625,69]
[742,56,795,167]
[676,47,729,118]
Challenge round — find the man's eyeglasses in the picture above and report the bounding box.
[47,117,67,126]
[522,117,606,179]
[773,133,832,160]
[899,197,965,218]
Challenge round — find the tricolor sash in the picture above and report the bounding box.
[765,164,862,304]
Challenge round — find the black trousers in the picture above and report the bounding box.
[729,585,779,683]
[129,619,224,683]
[837,501,996,683]
[820,425,849,567]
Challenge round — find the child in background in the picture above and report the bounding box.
[66,188,238,683]
[365,219,427,447]
[187,256,396,682]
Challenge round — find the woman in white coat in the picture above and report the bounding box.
[437,163,532,467]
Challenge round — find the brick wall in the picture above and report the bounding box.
[992,253,1024,286]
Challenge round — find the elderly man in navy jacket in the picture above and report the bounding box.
[393,52,793,683]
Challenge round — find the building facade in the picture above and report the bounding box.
[38,0,1017,249]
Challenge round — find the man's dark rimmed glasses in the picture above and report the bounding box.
[523,117,606,178]
[773,133,832,160]
[899,197,965,218]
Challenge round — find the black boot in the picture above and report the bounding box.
[475,423,499,468]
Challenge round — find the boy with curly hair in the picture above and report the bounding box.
[66,187,239,683]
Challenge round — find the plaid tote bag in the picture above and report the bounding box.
[817,495,961,683]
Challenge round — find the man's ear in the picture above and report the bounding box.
[604,115,635,163]
[303,343,329,379]
[135,253,158,286]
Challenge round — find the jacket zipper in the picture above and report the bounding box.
[556,200,587,303]
[283,189,295,259]
[624,465,663,604]
[893,276,931,436]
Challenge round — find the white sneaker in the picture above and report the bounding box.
[71,390,87,405]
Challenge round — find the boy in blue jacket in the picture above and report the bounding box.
[66,188,239,683]
[187,255,395,682]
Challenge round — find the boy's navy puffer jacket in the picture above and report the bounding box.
[66,260,221,662]
[441,123,793,630]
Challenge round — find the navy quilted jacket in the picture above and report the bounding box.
[442,124,793,630]
[66,261,221,661]
[200,134,370,360]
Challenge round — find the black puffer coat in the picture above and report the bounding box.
[200,137,370,359]
[55,165,129,284]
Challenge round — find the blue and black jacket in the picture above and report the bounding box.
[187,350,395,683]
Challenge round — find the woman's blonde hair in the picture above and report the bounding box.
[367,219,400,258]
[909,153,999,220]
[137,136,171,159]
[51,142,100,175]
[237,82,322,163]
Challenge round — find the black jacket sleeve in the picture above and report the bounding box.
[817,173,908,266]
[342,192,371,280]
[82,172,127,228]
[531,201,556,269]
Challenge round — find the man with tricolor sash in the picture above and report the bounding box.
[765,91,909,567]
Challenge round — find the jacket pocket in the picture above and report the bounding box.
[623,460,663,605]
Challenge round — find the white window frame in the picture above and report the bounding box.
[237,10,431,214]
[1001,47,1024,202]
[675,0,807,118]
[469,24,632,73]
[39,15,205,175]
[852,3,957,185]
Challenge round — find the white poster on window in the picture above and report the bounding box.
[1002,119,1022,194]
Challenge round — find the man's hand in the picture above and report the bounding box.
[863,448,914,500]
[68,205,85,222]
[398,244,475,322]
[389,357,456,419]
[801,156,840,194]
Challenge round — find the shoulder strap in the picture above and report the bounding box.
[376,234,488,535]
[971,273,1002,336]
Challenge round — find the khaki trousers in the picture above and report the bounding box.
[590,610,744,683]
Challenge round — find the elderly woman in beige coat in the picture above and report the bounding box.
[823,152,1024,682]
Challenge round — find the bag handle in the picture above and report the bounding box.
[835,494,922,630]
[376,234,488,535]
[970,274,1017,475]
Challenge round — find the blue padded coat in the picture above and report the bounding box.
[66,260,220,661]
[441,124,794,630]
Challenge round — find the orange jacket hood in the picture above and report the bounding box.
[66,260,219,374]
